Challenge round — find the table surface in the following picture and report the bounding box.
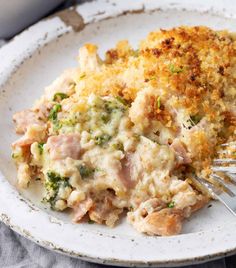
[1,1,236,267]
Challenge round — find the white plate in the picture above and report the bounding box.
[0,0,236,266]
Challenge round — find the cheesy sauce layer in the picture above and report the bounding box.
[12,27,236,236]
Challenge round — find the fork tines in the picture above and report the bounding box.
[193,141,236,215]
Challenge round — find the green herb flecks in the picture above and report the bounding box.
[59,116,78,128]
[88,219,95,224]
[48,104,62,122]
[115,96,128,106]
[54,121,63,131]
[78,164,95,179]
[79,73,86,79]
[98,98,127,127]
[48,104,62,132]
[148,76,157,81]
[94,134,111,146]
[169,64,184,74]
[38,142,45,155]
[101,112,110,123]
[112,142,124,151]
[167,201,175,208]
[104,99,126,114]
[11,153,19,159]
[156,96,161,109]
[53,92,69,102]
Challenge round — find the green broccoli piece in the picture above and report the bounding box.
[78,164,95,179]
[94,134,111,146]
[43,171,71,209]
[167,201,175,208]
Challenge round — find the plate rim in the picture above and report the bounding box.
[1,0,236,266]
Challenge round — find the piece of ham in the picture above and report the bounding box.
[170,139,192,165]
[73,198,93,222]
[13,109,44,134]
[47,133,81,160]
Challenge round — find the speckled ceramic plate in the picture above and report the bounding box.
[0,0,236,266]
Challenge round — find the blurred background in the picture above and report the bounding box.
[0,0,83,40]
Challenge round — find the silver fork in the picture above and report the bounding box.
[192,141,236,216]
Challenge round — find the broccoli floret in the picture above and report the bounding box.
[167,201,175,208]
[94,134,111,146]
[43,171,71,209]
[78,164,95,178]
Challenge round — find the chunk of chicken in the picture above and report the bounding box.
[47,133,81,160]
[128,198,184,236]
[142,208,184,236]
[169,179,197,209]
[130,136,176,178]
